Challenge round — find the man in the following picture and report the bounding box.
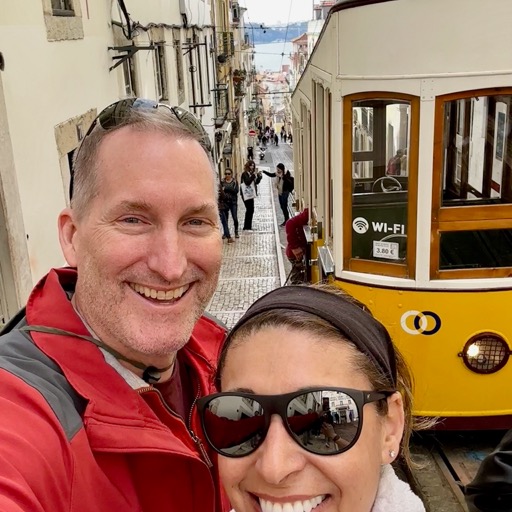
[386,149,403,176]
[219,168,239,240]
[0,99,229,511]
[285,208,309,284]
[262,163,294,226]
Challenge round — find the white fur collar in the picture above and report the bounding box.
[230,464,425,512]
[372,464,425,512]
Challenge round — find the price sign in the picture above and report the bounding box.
[372,240,399,260]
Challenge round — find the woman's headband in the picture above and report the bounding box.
[227,286,397,387]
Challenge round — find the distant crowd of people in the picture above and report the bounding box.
[254,123,293,149]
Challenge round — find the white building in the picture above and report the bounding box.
[0,0,221,323]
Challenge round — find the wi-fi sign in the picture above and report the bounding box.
[352,217,369,234]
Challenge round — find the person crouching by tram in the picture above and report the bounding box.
[465,429,512,511]
[285,208,309,284]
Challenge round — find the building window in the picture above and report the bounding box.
[431,88,512,278]
[51,0,74,16]
[343,93,419,278]
[122,57,138,97]
[154,44,168,101]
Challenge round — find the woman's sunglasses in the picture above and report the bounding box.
[197,387,394,458]
[70,98,211,199]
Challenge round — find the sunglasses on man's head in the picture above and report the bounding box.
[70,98,211,199]
[197,387,393,458]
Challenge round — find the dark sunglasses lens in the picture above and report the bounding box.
[202,396,265,456]
[287,390,360,454]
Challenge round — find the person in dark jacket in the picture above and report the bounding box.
[465,429,512,511]
[240,162,261,231]
[219,169,239,241]
[262,162,294,226]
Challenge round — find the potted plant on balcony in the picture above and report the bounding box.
[232,69,247,83]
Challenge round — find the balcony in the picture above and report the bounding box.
[213,83,229,127]
[216,32,234,64]
[233,69,247,98]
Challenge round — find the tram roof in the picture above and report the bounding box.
[331,0,396,14]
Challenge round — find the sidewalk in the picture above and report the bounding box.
[207,142,294,328]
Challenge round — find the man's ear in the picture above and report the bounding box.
[58,208,79,267]
[381,391,405,464]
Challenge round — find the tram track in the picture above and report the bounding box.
[405,430,506,512]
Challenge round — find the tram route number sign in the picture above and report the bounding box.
[248,129,257,137]
[372,240,399,260]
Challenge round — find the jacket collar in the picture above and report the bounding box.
[25,268,226,443]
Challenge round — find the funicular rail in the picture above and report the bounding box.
[404,431,506,512]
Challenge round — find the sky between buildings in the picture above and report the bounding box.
[239,0,314,25]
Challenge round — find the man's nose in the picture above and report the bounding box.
[254,415,307,486]
[146,226,188,283]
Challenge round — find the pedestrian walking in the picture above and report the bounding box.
[240,162,262,231]
[262,162,294,226]
[220,168,239,239]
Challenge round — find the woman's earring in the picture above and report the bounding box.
[389,450,396,458]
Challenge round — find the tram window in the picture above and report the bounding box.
[442,94,512,207]
[351,99,411,264]
[440,229,512,270]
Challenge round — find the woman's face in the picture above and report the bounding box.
[219,325,403,512]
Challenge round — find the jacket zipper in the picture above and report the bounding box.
[187,384,213,468]
[136,385,213,468]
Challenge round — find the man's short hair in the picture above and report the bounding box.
[71,107,214,219]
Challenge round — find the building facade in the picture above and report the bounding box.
[0,0,248,323]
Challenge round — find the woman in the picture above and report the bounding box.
[198,285,425,512]
[261,163,294,226]
[240,162,262,231]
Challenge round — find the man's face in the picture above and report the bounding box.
[60,127,222,361]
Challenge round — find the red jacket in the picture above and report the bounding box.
[285,208,309,260]
[0,268,230,512]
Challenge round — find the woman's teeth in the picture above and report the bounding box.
[259,495,326,512]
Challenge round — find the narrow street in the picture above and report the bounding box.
[207,140,294,328]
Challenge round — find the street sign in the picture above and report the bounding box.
[248,129,257,137]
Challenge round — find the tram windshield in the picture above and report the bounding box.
[351,99,411,265]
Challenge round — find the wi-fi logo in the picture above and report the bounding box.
[352,217,369,234]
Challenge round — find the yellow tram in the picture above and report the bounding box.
[291,0,512,427]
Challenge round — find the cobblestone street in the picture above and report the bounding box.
[207,141,294,328]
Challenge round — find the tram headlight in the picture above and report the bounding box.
[459,333,510,374]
